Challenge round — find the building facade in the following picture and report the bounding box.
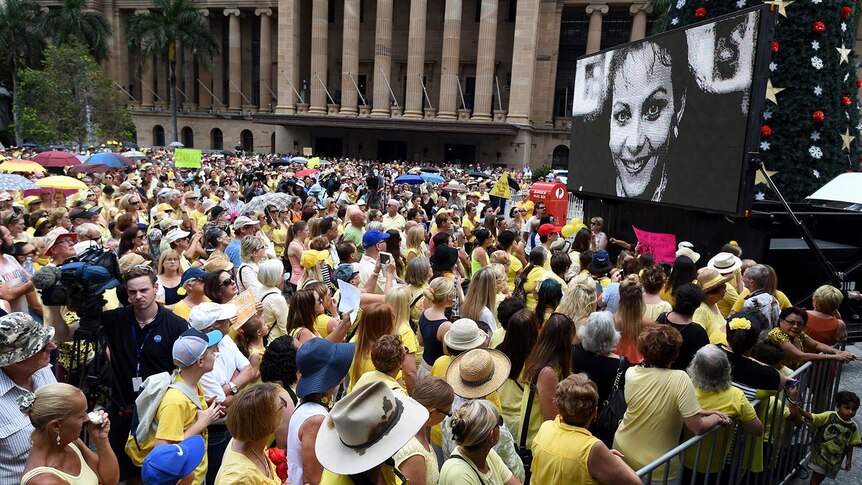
[42,1,670,167]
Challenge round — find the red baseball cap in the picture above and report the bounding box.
[538,224,562,237]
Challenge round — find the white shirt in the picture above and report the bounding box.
[287,402,328,485]
[199,336,250,402]
[0,255,28,313]
[358,254,386,295]
[0,366,56,485]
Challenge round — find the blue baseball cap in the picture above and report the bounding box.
[362,229,390,248]
[180,267,209,287]
[142,435,206,485]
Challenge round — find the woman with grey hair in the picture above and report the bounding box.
[740,264,779,330]
[682,345,763,483]
[255,259,289,340]
[572,311,631,446]
[237,235,266,294]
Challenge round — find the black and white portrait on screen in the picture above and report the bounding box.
[569,9,761,214]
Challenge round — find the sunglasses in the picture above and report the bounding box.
[434,407,452,417]
[277,396,289,412]
[220,277,236,287]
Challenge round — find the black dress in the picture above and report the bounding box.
[571,344,630,405]
[656,312,710,371]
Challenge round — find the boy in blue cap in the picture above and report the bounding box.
[142,435,206,485]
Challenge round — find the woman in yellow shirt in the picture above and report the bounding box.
[215,384,282,485]
[347,302,403,392]
[660,255,698,308]
[514,247,547,312]
[531,374,642,485]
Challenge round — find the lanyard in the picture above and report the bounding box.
[130,322,155,378]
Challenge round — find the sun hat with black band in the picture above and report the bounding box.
[295,337,355,399]
[707,252,743,275]
[696,268,733,293]
[314,380,428,475]
[445,348,511,399]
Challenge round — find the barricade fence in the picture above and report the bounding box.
[636,348,845,485]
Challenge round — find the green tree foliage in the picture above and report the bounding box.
[38,0,112,61]
[658,0,860,201]
[0,0,45,145]
[14,43,133,146]
[128,0,218,143]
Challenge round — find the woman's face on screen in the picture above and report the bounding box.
[608,45,677,197]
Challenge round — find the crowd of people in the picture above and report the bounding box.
[0,145,859,485]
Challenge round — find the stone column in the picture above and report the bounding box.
[101,0,116,81]
[629,4,651,41]
[225,9,242,111]
[136,9,154,108]
[585,4,608,55]
[472,0,498,121]
[340,0,361,116]
[309,0,329,115]
[506,0,540,124]
[116,10,129,95]
[174,41,184,107]
[438,0,462,120]
[372,0,394,117]
[404,0,427,119]
[198,10,213,110]
[257,8,273,112]
[276,0,300,114]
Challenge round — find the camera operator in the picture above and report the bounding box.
[44,264,189,483]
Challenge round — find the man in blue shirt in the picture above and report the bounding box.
[225,216,260,267]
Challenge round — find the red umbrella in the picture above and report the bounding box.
[295,168,319,178]
[33,151,81,167]
[69,163,112,174]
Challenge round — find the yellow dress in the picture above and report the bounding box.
[531,416,601,485]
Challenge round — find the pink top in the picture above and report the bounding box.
[288,240,304,284]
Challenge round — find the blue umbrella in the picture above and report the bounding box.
[0,174,38,190]
[394,174,424,185]
[85,152,133,169]
[420,173,445,184]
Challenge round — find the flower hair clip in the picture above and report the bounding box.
[728,318,751,331]
[17,392,36,414]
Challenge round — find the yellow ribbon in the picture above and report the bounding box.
[728,318,751,331]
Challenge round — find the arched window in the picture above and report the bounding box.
[552,145,570,170]
[181,127,194,148]
[153,125,165,147]
[211,128,223,150]
[241,130,254,152]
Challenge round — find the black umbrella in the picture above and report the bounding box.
[123,141,139,149]
[221,150,237,157]
[508,174,520,192]
[270,158,291,167]
[420,167,440,173]
[468,170,491,179]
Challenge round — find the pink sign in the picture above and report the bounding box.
[632,226,677,263]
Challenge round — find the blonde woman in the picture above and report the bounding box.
[490,262,510,320]
[417,277,455,379]
[19,383,118,485]
[461,266,499,333]
[615,276,654,365]
[406,225,428,263]
[237,236,266,294]
[255,259,289,340]
[155,249,183,309]
[405,257,432,333]
[556,275,598,344]
[385,285,421,393]
[305,217,322,245]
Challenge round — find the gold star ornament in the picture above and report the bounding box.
[765,79,785,104]
[836,43,851,65]
[764,0,794,18]
[755,169,778,185]
[841,127,855,150]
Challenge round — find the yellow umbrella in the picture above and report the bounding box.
[36,175,88,191]
[0,159,45,173]
[0,154,6,161]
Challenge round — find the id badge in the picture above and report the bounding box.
[132,377,143,392]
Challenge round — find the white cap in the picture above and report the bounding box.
[188,302,238,331]
[164,229,191,245]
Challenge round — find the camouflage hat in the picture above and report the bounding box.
[0,313,55,367]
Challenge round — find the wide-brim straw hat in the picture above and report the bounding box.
[446,349,511,399]
[315,380,428,475]
[696,268,733,293]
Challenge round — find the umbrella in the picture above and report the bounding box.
[420,173,445,184]
[0,159,45,173]
[33,150,80,167]
[290,156,309,165]
[124,150,146,160]
[0,174,38,190]
[123,141,139,149]
[68,163,112,175]
[295,168,319,178]
[86,152,133,169]
[468,170,491,179]
[36,175,88,191]
[445,182,468,193]
[22,143,39,148]
[394,174,424,185]
[420,166,440,173]
[239,192,295,215]
[220,150,237,157]
[270,158,291,167]
[169,141,184,148]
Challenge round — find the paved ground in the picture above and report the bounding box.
[786,342,862,485]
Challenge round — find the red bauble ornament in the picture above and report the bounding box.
[761,125,773,137]
[813,21,826,33]
[695,7,707,18]
[842,95,853,106]
[856,79,862,89]
[771,41,780,53]
[812,111,825,123]
[840,6,852,19]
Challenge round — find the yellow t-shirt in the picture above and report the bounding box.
[731,288,792,313]
[152,376,208,485]
[531,416,601,485]
[314,314,333,338]
[214,440,280,485]
[524,267,546,312]
[439,449,512,485]
[717,281,739,317]
[353,370,405,394]
[507,253,522,293]
[172,299,193,321]
[346,323,417,392]
[320,466,401,485]
[613,367,701,480]
[498,378,524,443]
[683,386,757,473]
[692,303,726,338]
[190,209,208,231]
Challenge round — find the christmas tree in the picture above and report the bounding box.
[658,0,860,202]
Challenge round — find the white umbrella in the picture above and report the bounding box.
[124,150,146,160]
[169,141,184,148]
[290,156,309,165]
[240,192,295,215]
[806,173,862,205]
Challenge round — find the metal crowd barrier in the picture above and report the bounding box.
[636,348,846,485]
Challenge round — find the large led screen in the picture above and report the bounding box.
[568,7,771,215]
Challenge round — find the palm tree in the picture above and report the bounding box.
[38,0,112,61]
[128,0,218,143]
[0,0,44,145]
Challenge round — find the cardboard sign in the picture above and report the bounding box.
[302,147,313,156]
[632,225,677,263]
[174,148,202,168]
[231,289,258,330]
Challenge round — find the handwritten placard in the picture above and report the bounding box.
[302,147,313,156]
[632,225,677,263]
[231,289,258,330]
[174,148,202,168]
